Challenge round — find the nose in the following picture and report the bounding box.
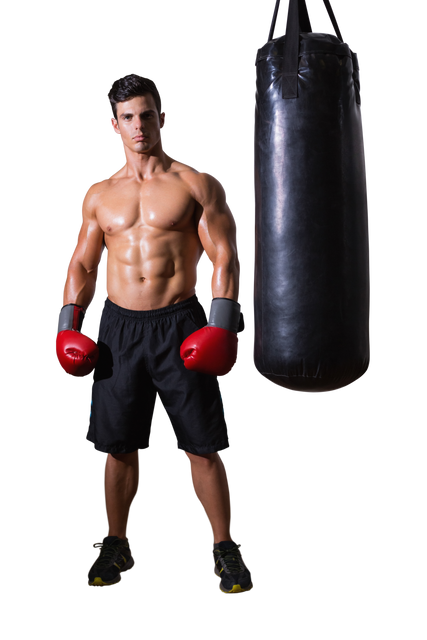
[134,116,144,130]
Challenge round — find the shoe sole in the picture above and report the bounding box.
[212,565,255,596]
[88,557,135,586]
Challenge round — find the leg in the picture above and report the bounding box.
[186,451,232,544]
[105,450,139,539]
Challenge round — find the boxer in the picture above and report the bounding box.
[57,74,252,594]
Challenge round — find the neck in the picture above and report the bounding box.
[122,140,171,181]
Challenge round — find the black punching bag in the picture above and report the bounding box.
[254,0,369,392]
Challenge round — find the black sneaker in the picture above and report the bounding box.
[88,536,134,586]
[211,541,255,596]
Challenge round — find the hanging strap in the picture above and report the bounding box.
[269,0,342,42]
[281,0,302,98]
[268,0,344,99]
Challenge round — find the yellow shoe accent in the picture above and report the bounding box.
[220,582,253,594]
[91,577,108,586]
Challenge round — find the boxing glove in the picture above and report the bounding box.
[180,298,244,376]
[56,304,99,376]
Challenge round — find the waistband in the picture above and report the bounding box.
[104,295,200,320]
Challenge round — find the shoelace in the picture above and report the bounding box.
[92,541,124,568]
[215,545,243,574]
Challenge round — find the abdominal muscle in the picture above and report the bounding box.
[105,225,203,311]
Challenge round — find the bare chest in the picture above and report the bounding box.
[96,176,196,235]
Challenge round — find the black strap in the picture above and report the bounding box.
[281,0,301,98]
[269,0,342,42]
[322,0,343,42]
[267,0,344,99]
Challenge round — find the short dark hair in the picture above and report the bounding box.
[108,74,162,119]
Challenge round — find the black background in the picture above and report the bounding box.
[44,0,381,613]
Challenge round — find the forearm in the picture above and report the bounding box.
[63,261,98,309]
[211,254,240,301]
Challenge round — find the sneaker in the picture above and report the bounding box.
[213,541,253,593]
[88,536,134,586]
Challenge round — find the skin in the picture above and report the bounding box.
[63,93,239,544]
[64,95,239,311]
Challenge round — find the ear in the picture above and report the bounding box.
[111,118,121,134]
[160,112,165,129]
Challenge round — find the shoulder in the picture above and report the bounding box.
[83,162,125,195]
[166,156,222,192]
[84,165,127,201]
[82,179,110,217]
[179,170,226,205]
[85,178,110,196]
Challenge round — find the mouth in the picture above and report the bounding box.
[133,135,147,142]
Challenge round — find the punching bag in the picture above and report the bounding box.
[254,0,369,392]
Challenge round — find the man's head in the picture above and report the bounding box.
[109,75,165,155]
[108,74,161,119]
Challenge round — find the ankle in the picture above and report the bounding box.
[213,534,232,545]
[108,532,127,540]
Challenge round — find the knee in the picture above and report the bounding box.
[108,450,138,463]
[182,451,219,465]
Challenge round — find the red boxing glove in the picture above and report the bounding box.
[180,298,244,376]
[56,304,99,377]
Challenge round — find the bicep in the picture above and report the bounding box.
[70,193,104,272]
[196,177,238,263]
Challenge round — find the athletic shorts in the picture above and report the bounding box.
[86,296,229,455]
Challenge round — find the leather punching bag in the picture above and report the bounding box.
[254,0,369,392]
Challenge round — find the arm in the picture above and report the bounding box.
[180,174,242,376]
[193,173,240,302]
[63,185,105,308]
[57,185,105,377]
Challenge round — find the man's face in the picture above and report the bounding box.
[112,94,165,154]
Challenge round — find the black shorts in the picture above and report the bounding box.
[86,296,229,455]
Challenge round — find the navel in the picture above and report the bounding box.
[140,276,146,282]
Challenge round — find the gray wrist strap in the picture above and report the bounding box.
[58,304,85,334]
[207,298,244,333]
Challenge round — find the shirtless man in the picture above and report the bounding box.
[56,74,252,594]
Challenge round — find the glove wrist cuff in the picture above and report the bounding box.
[58,304,85,334]
[208,298,244,333]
